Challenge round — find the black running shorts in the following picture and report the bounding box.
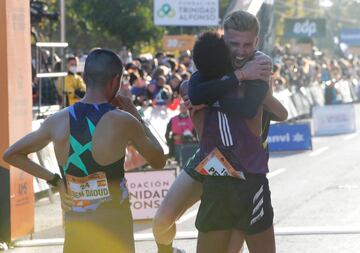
[182,148,205,183]
[195,175,273,235]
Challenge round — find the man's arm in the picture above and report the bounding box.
[3,117,72,211]
[263,95,288,122]
[3,119,55,181]
[112,95,166,169]
[188,71,239,105]
[188,53,272,111]
[75,75,86,91]
[125,116,166,169]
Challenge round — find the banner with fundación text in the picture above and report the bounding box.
[126,169,177,220]
[154,0,219,26]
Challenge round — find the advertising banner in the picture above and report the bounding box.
[267,123,312,151]
[340,29,360,46]
[0,0,33,242]
[126,169,177,220]
[154,0,219,26]
[313,104,356,135]
[10,169,34,240]
[290,43,313,55]
[284,18,326,38]
[163,35,196,52]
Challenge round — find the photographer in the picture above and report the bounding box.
[56,55,86,106]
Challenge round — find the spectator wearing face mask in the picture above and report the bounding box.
[56,55,86,106]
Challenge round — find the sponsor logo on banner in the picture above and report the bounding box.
[290,43,313,55]
[154,0,219,26]
[126,169,177,220]
[340,29,360,46]
[313,104,356,135]
[163,35,196,52]
[267,123,312,151]
[284,18,326,38]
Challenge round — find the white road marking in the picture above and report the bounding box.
[267,168,287,179]
[343,133,358,141]
[134,226,360,241]
[309,146,329,157]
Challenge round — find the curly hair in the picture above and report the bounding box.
[193,31,233,80]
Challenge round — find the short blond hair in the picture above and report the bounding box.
[224,10,259,35]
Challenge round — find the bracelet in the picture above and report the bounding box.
[47,173,61,187]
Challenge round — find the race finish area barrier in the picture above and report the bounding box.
[126,168,177,220]
[268,123,312,151]
[313,104,357,136]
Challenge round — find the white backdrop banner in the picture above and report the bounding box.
[313,104,356,135]
[126,169,177,220]
[154,0,219,26]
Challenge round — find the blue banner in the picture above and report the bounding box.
[340,29,360,46]
[267,123,312,151]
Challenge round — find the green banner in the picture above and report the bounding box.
[284,18,326,38]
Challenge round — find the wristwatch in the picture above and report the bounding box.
[47,173,61,187]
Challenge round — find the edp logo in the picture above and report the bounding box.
[293,19,317,37]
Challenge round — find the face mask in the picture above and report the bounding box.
[69,66,77,74]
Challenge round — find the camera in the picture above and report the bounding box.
[30,0,58,25]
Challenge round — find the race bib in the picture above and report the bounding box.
[195,147,246,180]
[66,172,112,209]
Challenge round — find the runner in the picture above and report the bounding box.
[153,20,287,253]
[3,49,166,253]
[192,12,281,253]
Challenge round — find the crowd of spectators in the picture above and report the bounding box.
[32,43,360,109]
[118,50,195,111]
[32,48,195,112]
[270,44,360,104]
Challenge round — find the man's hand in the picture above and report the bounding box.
[235,54,272,82]
[58,179,73,212]
[111,95,142,121]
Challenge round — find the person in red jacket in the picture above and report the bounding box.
[165,102,197,163]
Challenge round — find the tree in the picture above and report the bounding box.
[34,0,232,54]
[65,0,165,53]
